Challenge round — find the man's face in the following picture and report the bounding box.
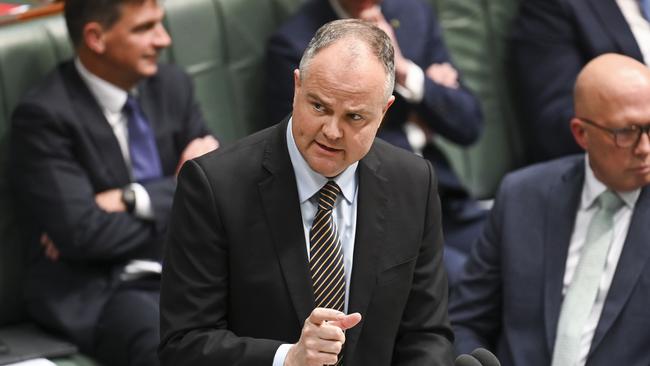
[291,40,394,178]
[575,89,650,191]
[98,0,171,85]
[338,0,381,17]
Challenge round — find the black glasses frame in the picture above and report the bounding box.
[578,118,650,148]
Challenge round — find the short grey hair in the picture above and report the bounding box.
[298,19,395,101]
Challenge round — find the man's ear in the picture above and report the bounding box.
[83,22,106,54]
[382,95,395,115]
[292,69,301,110]
[570,118,589,150]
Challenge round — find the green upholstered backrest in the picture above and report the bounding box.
[0,15,72,326]
[163,0,240,142]
[429,0,524,198]
[163,0,303,141]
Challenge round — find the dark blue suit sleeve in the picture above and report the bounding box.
[412,5,483,146]
[510,0,583,161]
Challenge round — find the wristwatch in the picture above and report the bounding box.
[121,186,136,213]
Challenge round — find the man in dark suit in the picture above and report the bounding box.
[450,54,650,366]
[511,0,648,163]
[266,0,486,285]
[160,19,454,365]
[10,0,217,365]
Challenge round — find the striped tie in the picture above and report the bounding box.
[310,181,345,312]
[310,181,346,366]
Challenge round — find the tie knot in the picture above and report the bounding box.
[597,190,624,212]
[123,94,138,113]
[317,181,340,211]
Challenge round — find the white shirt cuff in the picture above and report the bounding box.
[272,344,292,366]
[394,60,425,103]
[130,183,154,220]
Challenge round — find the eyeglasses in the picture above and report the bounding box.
[578,118,650,148]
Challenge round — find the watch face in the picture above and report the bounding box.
[123,188,136,211]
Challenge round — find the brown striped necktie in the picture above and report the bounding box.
[310,181,345,312]
[310,181,346,365]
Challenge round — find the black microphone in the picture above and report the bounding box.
[455,354,482,366]
[470,348,501,366]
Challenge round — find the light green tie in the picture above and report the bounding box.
[551,190,624,366]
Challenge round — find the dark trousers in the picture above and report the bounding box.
[94,277,160,366]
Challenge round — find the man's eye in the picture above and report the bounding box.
[349,114,363,121]
[312,103,324,112]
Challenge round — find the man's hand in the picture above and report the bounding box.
[95,188,127,213]
[358,7,410,86]
[426,62,459,89]
[40,233,59,261]
[285,308,362,366]
[176,135,219,175]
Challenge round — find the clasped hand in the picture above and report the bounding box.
[285,308,362,366]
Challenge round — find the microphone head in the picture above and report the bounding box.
[455,354,482,366]
[470,348,501,366]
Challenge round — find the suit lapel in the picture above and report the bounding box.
[544,159,584,353]
[65,63,130,184]
[585,0,644,61]
[258,121,315,326]
[589,186,650,353]
[344,146,388,359]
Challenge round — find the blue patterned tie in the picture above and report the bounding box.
[123,95,162,182]
[641,0,650,21]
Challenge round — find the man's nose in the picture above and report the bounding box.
[634,130,650,155]
[322,118,343,140]
[154,24,172,48]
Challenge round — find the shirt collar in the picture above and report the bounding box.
[581,154,640,210]
[328,0,381,19]
[74,57,129,115]
[286,118,358,205]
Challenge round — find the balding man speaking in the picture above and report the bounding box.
[159,19,454,366]
[450,53,650,366]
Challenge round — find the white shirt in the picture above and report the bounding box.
[617,0,650,64]
[273,118,359,366]
[563,155,640,366]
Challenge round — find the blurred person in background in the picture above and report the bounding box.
[511,0,650,163]
[10,0,217,364]
[451,54,650,366]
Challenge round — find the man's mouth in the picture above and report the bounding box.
[316,141,341,153]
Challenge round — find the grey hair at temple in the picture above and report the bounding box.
[298,19,395,101]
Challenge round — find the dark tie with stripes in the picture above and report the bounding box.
[310,181,345,312]
[310,181,346,365]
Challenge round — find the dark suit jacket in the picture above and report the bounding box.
[449,155,650,366]
[266,0,483,217]
[159,119,454,365]
[511,0,644,163]
[9,61,210,351]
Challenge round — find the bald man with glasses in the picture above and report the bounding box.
[450,53,650,366]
